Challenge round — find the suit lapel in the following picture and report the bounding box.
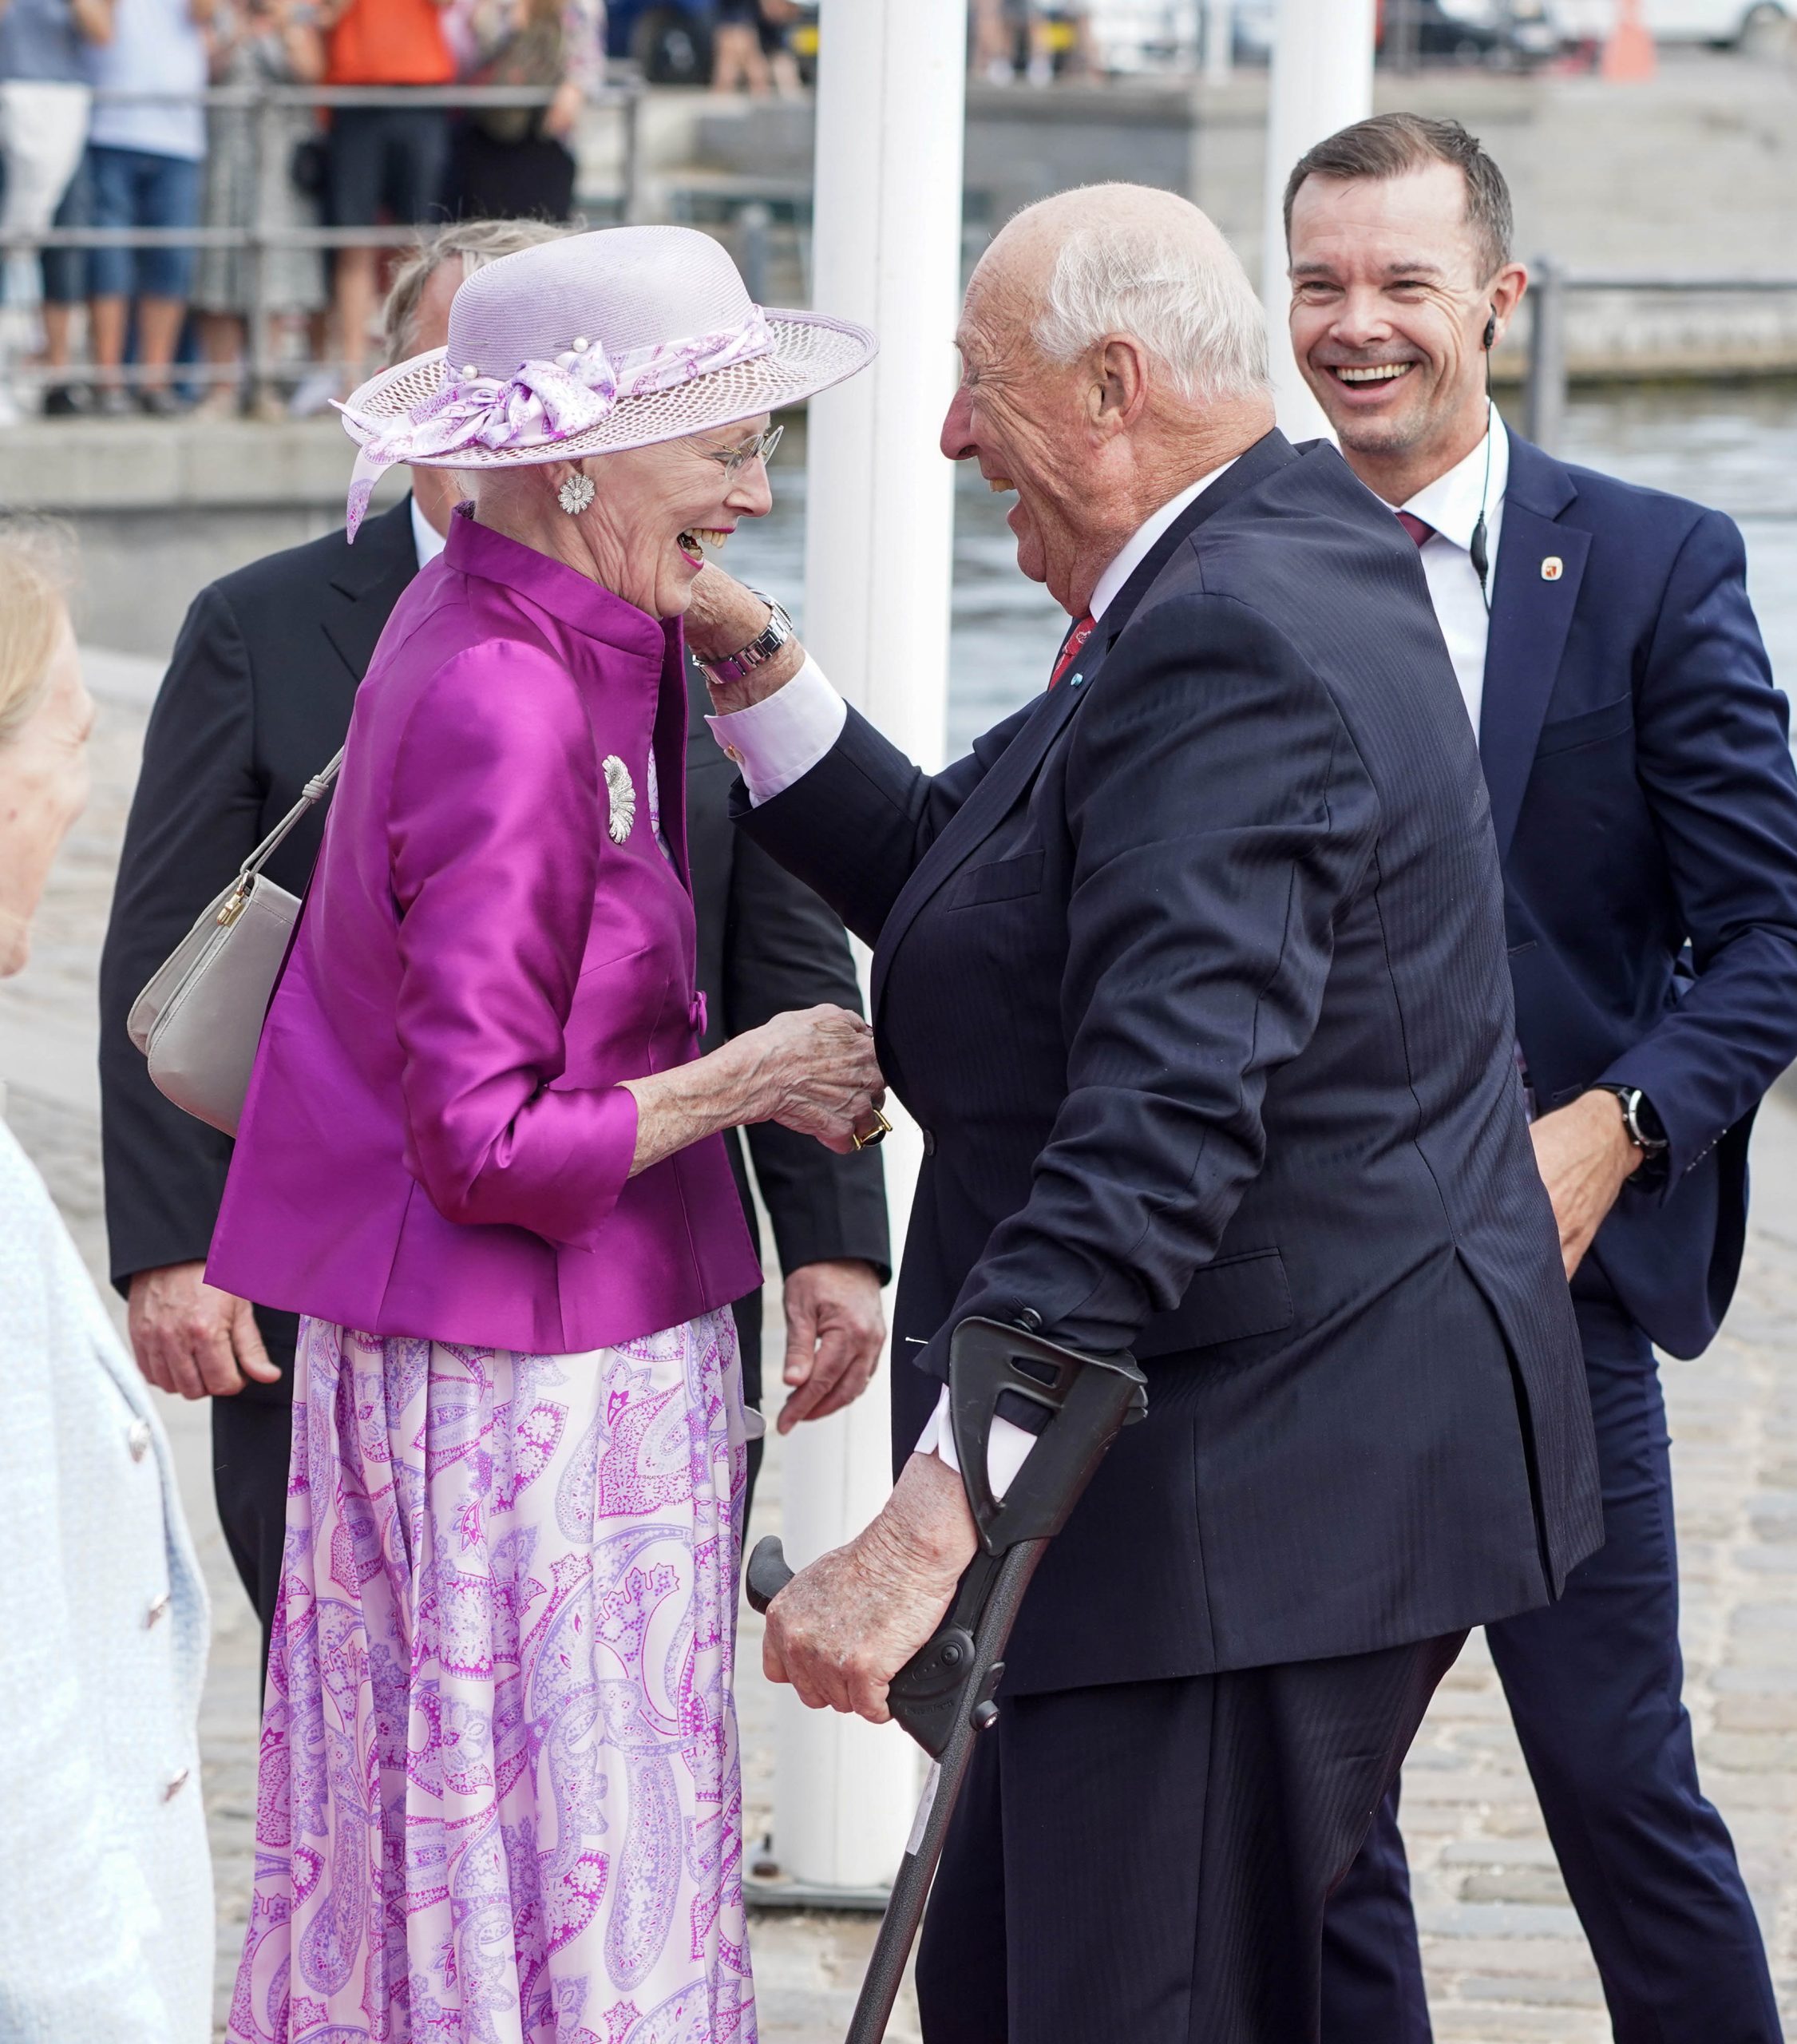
[321,496,420,686]
[871,433,1301,1020]
[655,622,693,892]
[1480,440,1589,861]
[871,675,1087,1016]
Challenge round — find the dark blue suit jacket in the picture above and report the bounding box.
[1489,436,1797,1360]
[741,432,1600,1693]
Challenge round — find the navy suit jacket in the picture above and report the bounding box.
[741,431,1600,1693]
[1488,436,1797,1359]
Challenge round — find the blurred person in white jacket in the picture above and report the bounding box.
[0,515,212,2044]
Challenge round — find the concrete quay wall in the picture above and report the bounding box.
[0,418,407,656]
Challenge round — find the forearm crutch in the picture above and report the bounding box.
[746,1314,1148,2044]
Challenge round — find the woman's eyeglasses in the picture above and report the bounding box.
[704,423,784,478]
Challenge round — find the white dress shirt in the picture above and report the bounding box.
[1398,412,1508,740]
[412,489,447,569]
[709,465,1238,1495]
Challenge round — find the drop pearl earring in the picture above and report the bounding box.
[558,471,596,516]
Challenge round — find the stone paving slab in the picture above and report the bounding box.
[3,652,1793,2041]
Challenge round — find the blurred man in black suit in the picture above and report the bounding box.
[98,219,889,1665]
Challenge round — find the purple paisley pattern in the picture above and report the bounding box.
[228,1309,756,2044]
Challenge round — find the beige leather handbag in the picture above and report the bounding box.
[126,751,342,1137]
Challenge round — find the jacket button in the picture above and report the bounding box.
[146,1592,171,1629]
[163,1767,190,1801]
[127,1420,152,1463]
[921,1128,936,1155]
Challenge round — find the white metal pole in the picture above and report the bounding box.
[1260,0,1375,437]
[773,0,967,1892]
[1204,0,1233,84]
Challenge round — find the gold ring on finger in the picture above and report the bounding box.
[852,1106,893,1151]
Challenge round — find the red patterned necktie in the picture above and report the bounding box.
[1049,612,1095,690]
[1396,510,1435,549]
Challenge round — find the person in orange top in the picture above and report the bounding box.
[317,0,454,388]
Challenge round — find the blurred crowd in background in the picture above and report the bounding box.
[0,0,1786,426]
[0,0,619,422]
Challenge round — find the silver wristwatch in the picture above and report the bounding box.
[695,594,794,686]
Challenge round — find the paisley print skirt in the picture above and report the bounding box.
[228,1307,756,2044]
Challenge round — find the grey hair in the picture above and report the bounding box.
[1031,216,1271,405]
[382,216,568,366]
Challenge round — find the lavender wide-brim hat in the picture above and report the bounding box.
[337,224,877,538]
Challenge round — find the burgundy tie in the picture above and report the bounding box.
[1396,511,1434,549]
[1050,612,1094,690]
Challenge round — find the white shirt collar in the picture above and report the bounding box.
[411,490,447,568]
[1401,410,1509,556]
[1087,458,1239,624]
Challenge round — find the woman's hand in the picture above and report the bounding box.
[622,1004,885,1175]
[732,1004,885,1151]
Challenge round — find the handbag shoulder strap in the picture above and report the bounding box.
[216,748,343,926]
[241,748,344,883]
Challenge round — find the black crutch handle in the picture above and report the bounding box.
[745,1530,984,1752]
[742,1321,1146,1759]
[745,1535,795,1615]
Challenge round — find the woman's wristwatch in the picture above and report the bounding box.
[694,594,795,687]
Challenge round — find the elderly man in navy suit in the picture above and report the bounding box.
[684,182,1601,2041]
[1288,115,1797,2044]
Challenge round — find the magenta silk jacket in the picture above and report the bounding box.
[208,506,762,1353]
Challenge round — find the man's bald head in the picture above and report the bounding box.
[943,181,1273,616]
[973,183,1269,407]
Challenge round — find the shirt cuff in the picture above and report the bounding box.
[913,1384,1036,1500]
[705,655,847,806]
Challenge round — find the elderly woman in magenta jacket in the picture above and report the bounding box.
[207,227,881,2044]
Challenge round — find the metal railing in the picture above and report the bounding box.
[1524,260,1797,451]
[1,79,645,402]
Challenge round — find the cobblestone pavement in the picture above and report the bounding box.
[4,650,1791,2041]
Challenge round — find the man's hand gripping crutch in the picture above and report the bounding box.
[746,1314,1148,2044]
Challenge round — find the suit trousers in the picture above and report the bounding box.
[915,1629,1466,2044]
[213,1293,767,1681]
[1320,1297,1781,2044]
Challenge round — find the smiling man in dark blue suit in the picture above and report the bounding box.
[1289,115,1797,2044]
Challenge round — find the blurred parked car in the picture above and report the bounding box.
[1378,0,1558,63]
[1215,0,1552,68]
[1545,0,1789,46]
